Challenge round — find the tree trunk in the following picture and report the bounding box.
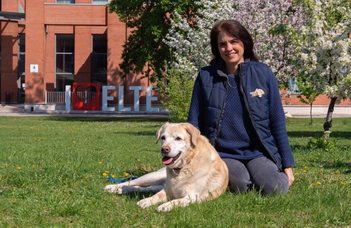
[309,103,313,125]
[323,97,337,140]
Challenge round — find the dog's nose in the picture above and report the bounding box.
[161,145,170,154]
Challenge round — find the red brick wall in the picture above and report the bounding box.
[0,21,19,103]
[2,0,18,12]
[75,26,93,83]
[0,0,20,103]
[44,4,106,25]
[281,90,351,106]
[25,0,45,103]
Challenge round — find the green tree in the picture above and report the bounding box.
[159,69,194,122]
[296,78,320,125]
[108,0,198,81]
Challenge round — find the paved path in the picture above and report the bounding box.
[283,105,351,118]
[0,104,350,118]
[0,104,169,119]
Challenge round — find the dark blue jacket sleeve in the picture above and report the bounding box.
[268,72,295,168]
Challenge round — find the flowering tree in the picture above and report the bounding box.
[163,0,306,120]
[164,0,305,85]
[161,0,234,120]
[295,0,351,137]
[232,0,305,85]
[164,0,235,79]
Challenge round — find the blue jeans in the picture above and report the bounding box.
[222,156,289,195]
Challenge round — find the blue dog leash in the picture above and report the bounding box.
[107,176,137,183]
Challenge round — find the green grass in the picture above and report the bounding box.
[0,117,350,227]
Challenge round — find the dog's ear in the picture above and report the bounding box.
[183,123,200,147]
[156,122,169,143]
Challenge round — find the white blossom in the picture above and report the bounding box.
[296,0,351,99]
[164,0,235,79]
[164,0,351,100]
[164,0,305,85]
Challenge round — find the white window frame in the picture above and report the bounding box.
[56,0,75,4]
[92,0,109,5]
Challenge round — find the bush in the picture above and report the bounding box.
[159,69,195,122]
[307,137,336,151]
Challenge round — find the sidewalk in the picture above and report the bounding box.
[0,104,350,118]
[283,105,351,118]
[0,104,169,119]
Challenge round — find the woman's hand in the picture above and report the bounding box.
[284,167,295,187]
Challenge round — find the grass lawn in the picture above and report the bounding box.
[0,117,350,227]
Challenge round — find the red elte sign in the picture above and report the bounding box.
[72,83,101,110]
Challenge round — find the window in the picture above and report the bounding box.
[18,33,25,102]
[56,0,75,3]
[91,34,107,84]
[92,0,109,4]
[18,1,25,13]
[18,33,25,76]
[56,34,74,91]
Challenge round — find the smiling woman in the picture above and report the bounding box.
[188,19,295,195]
[217,32,245,74]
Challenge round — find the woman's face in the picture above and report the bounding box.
[217,31,245,70]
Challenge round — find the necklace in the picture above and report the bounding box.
[227,74,239,88]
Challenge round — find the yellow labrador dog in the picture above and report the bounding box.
[105,122,228,212]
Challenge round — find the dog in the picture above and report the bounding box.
[104,122,228,212]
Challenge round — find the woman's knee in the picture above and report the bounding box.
[222,158,251,193]
[254,178,289,195]
[228,177,251,193]
[247,157,289,195]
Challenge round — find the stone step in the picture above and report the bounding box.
[0,104,25,113]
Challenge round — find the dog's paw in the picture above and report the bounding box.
[137,198,154,209]
[103,184,123,194]
[157,202,174,212]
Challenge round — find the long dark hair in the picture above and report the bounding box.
[210,20,258,65]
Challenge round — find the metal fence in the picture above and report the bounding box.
[45,91,97,104]
[46,91,65,104]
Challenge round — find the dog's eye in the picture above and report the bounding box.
[175,137,182,141]
[160,135,166,140]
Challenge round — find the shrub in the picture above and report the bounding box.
[159,69,194,122]
[307,137,336,151]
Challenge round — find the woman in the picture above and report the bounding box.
[187,19,295,195]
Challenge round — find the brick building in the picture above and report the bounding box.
[0,0,155,112]
[0,0,350,112]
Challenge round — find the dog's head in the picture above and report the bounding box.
[156,122,200,168]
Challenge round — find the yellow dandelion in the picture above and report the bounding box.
[102,171,110,177]
[16,166,22,170]
[303,165,308,173]
[123,172,130,177]
[112,174,116,178]
[98,161,103,165]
